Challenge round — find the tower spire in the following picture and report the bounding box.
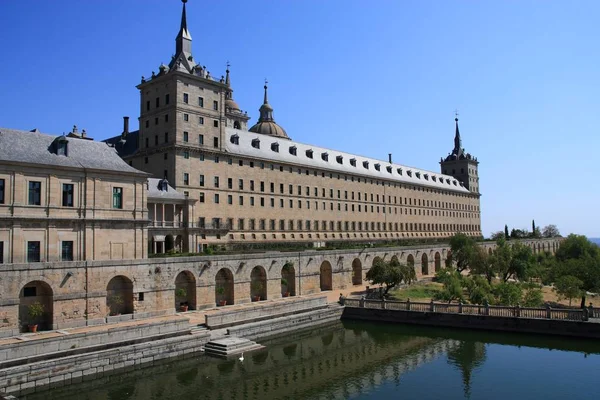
[176,0,192,55]
[454,111,462,152]
[263,79,269,104]
[225,61,231,87]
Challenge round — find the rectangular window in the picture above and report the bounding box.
[228,178,233,189]
[214,137,219,148]
[146,100,150,111]
[239,196,244,205]
[200,193,205,203]
[213,100,219,110]
[214,176,219,188]
[164,114,169,122]
[0,241,3,264]
[28,181,41,205]
[239,179,244,190]
[61,241,74,261]
[155,97,160,108]
[184,173,189,185]
[165,94,170,105]
[183,93,189,103]
[184,151,190,159]
[112,187,123,209]
[227,195,233,205]
[214,194,220,204]
[183,131,189,142]
[199,117,204,125]
[183,113,189,122]
[213,120,219,128]
[198,97,204,107]
[27,241,41,263]
[62,183,74,207]
[155,135,159,145]
[199,134,204,145]
[199,175,205,186]
[0,178,5,204]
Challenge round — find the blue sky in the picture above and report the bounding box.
[1,1,598,238]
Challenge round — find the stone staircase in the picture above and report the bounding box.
[203,337,264,358]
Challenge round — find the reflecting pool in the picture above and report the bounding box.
[25,321,600,400]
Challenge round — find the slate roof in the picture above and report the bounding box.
[226,128,470,194]
[0,127,146,175]
[103,130,139,158]
[147,178,186,201]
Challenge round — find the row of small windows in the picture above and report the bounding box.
[193,151,476,201]
[0,179,123,210]
[188,175,478,212]
[12,240,75,263]
[196,193,477,220]
[233,135,460,186]
[200,217,480,234]
[146,94,219,112]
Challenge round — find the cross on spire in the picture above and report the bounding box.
[454,109,459,121]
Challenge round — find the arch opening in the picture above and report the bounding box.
[19,281,53,333]
[175,271,196,311]
[215,268,234,306]
[320,261,333,291]
[281,263,296,297]
[106,276,134,316]
[434,252,441,272]
[352,258,362,285]
[421,253,429,275]
[250,266,267,301]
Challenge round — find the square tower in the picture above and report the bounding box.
[440,118,480,194]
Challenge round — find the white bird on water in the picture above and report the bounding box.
[239,353,244,362]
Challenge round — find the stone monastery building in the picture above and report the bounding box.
[104,0,482,254]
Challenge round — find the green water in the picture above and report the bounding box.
[25,321,600,400]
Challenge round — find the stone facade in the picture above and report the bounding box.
[0,239,560,336]
[104,1,483,253]
[0,129,149,265]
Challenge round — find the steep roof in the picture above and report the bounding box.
[147,178,187,201]
[226,128,470,194]
[103,130,139,158]
[0,127,146,175]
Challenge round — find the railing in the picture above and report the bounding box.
[149,221,184,228]
[342,298,595,322]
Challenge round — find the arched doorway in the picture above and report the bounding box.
[250,266,267,301]
[434,252,441,272]
[175,235,184,252]
[106,276,134,316]
[215,268,234,306]
[174,271,196,311]
[407,254,415,269]
[281,263,296,297]
[372,256,383,267]
[421,253,429,275]
[352,258,362,285]
[19,281,53,332]
[320,261,333,291]
[165,234,174,253]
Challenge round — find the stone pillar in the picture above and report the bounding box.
[162,203,165,227]
[153,204,157,226]
[173,203,176,227]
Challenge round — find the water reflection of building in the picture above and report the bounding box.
[35,322,461,400]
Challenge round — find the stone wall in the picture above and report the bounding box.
[0,238,560,336]
[342,307,600,339]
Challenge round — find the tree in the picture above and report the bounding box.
[490,231,504,241]
[554,275,583,307]
[469,246,495,284]
[435,269,464,303]
[542,224,560,238]
[448,233,478,273]
[462,275,493,305]
[553,235,600,307]
[507,242,534,282]
[521,283,544,307]
[510,228,529,239]
[365,258,416,297]
[504,225,509,240]
[493,282,522,306]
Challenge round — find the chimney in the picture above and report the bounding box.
[388,153,392,164]
[81,129,87,138]
[122,116,130,138]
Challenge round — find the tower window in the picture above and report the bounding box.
[213,100,219,110]
[165,94,170,105]
[183,113,189,122]
[156,97,160,108]
[198,97,204,107]
[183,131,188,142]
[213,120,219,128]
[183,93,189,104]
[183,173,189,185]
[199,117,204,125]
[146,101,150,111]
[214,137,219,148]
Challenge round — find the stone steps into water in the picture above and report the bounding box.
[203,337,264,358]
